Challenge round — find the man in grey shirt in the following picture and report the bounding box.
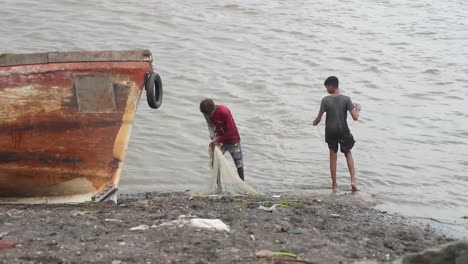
[313,76,361,193]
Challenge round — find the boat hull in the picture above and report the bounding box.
[0,53,152,203]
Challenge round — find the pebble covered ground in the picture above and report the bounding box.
[0,192,450,263]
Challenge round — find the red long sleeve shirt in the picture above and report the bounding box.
[208,105,241,144]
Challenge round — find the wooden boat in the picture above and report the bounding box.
[0,50,163,203]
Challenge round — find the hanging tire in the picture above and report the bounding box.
[145,71,163,109]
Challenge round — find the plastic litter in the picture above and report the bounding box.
[129,224,150,231]
[157,218,188,228]
[156,216,230,232]
[255,249,297,258]
[104,219,123,223]
[189,218,230,232]
[155,215,191,228]
[258,204,278,213]
[70,210,86,217]
[0,232,8,239]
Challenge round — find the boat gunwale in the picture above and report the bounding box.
[0,49,153,67]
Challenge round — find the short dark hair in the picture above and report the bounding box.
[200,98,215,115]
[324,76,339,88]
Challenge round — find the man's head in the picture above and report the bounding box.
[200,98,216,116]
[324,76,339,94]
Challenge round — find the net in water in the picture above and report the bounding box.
[196,145,259,196]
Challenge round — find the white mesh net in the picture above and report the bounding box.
[195,145,259,196]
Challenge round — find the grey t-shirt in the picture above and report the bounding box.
[320,95,354,132]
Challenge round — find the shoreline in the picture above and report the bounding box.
[0,192,452,263]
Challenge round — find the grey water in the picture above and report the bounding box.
[1,0,467,237]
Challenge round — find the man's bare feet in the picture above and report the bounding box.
[351,184,358,192]
[332,185,338,193]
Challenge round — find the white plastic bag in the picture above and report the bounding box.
[189,218,230,232]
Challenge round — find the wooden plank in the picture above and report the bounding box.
[48,50,152,63]
[0,53,48,67]
[0,50,152,67]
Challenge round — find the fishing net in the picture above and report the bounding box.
[196,145,259,196]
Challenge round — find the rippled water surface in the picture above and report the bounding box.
[1,0,467,237]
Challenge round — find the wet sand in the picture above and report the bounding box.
[0,192,450,263]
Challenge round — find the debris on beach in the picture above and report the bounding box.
[70,210,86,217]
[0,232,8,239]
[157,216,230,232]
[157,217,188,229]
[254,249,320,264]
[0,241,15,250]
[129,225,150,231]
[104,218,123,223]
[189,218,230,232]
[258,204,279,213]
[255,249,298,258]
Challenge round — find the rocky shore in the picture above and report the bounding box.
[0,192,453,263]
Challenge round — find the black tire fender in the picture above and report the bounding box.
[145,71,163,109]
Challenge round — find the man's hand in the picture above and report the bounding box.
[353,103,361,112]
[209,141,223,154]
[351,103,361,121]
[313,112,323,126]
[209,140,216,148]
[209,140,222,147]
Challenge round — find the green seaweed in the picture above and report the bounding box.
[276,252,297,258]
[258,201,273,206]
[280,200,303,207]
[258,199,304,208]
[233,205,244,212]
[82,201,98,206]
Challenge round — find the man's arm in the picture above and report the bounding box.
[350,103,361,121]
[314,97,327,126]
[212,117,233,144]
[213,130,234,144]
[204,114,216,139]
[313,112,324,126]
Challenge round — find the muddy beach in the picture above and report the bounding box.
[0,192,451,264]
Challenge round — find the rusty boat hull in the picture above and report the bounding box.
[0,50,159,203]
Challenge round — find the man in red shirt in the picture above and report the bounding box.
[200,98,244,181]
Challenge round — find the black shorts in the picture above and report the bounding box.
[325,129,355,153]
